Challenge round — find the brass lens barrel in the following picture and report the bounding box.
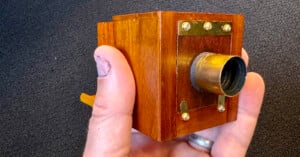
[190,52,246,97]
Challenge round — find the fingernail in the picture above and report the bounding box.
[95,56,111,77]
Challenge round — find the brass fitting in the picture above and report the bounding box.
[190,52,246,97]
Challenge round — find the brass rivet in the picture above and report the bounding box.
[181,22,191,31]
[217,105,225,112]
[181,112,190,121]
[203,22,213,31]
[217,95,226,112]
[222,24,232,32]
[180,100,190,121]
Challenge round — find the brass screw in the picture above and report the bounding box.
[203,22,213,31]
[217,105,225,112]
[222,24,232,32]
[181,22,191,31]
[181,112,190,121]
[217,95,226,112]
[180,100,190,121]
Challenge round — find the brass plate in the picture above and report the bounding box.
[178,21,232,36]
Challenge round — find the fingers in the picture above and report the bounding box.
[167,142,210,157]
[242,48,249,67]
[130,130,165,156]
[130,130,209,157]
[211,72,265,157]
[84,45,136,157]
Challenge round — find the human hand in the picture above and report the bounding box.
[83,45,265,157]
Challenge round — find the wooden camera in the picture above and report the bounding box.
[81,11,246,141]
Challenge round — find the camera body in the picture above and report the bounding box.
[97,11,245,141]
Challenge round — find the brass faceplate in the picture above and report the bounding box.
[178,21,232,36]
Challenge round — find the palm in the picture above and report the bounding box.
[129,48,264,157]
[84,46,265,157]
[130,71,264,157]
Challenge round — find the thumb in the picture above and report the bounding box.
[84,45,136,157]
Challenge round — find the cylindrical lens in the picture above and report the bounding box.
[190,52,246,96]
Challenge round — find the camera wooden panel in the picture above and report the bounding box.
[97,11,244,141]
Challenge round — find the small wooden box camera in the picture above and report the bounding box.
[97,11,246,141]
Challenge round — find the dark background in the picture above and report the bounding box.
[1,0,299,156]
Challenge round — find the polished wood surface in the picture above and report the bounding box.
[97,11,244,141]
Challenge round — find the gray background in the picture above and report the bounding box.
[1,0,299,156]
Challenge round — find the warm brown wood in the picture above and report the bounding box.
[97,11,244,141]
[97,22,114,45]
[113,13,162,140]
[177,36,232,109]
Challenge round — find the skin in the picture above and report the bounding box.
[83,46,265,157]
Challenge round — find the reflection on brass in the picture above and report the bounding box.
[190,52,246,97]
[203,22,213,31]
[217,95,226,112]
[178,21,232,36]
[221,23,232,32]
[180,100,190,121]
[181,22,191,31]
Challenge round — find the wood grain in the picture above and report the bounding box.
[97,11,244,141]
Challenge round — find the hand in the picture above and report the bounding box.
[83,46,265,157]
